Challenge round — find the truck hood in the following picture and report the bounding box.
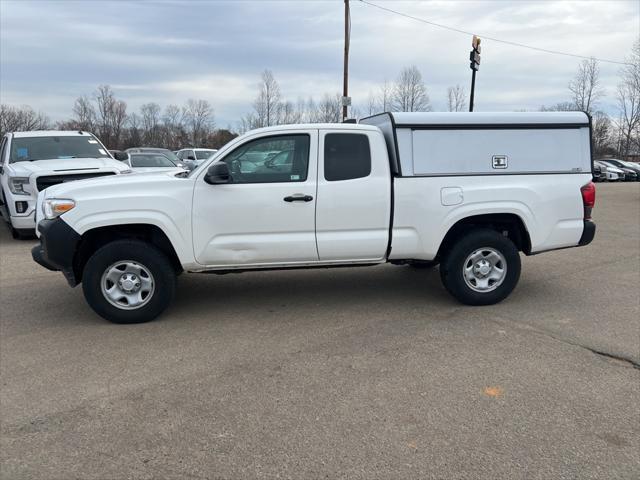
[9,158,129,175]
[41,169,187,199]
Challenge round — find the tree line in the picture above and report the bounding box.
[1,40,638,157]
[0,85,235,150]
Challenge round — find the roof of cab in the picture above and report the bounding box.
[11,130,95,138]
[247,123,379,136]
[383,111,590,126]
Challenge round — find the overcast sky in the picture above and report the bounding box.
[1,0,638,128]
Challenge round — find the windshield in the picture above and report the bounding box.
[127,148,179,162]
[195,150,216,160]
[10,135,110,163]
[130,154,176,168]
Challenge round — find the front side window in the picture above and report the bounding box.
[9,135,110,163]
[324,133,371,181]
[222,135,309,183]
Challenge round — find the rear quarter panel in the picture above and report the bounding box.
[391,174,592,260]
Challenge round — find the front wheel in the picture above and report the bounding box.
[439,229,521,306]
[82,240,176,324]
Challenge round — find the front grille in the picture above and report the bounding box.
[36,172,116,191]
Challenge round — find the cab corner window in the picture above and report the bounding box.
[324,133,371,181]
[223,134,310,184]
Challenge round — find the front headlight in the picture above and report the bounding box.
[8,177,30,195]
[42,199,76,219]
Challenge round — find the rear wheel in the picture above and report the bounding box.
[439,229,520,306]
[82,240,176,324]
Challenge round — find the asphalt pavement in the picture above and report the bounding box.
[1,182,638,479]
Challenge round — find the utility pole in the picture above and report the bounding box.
[342,0,351,121]
[469,35,481,112]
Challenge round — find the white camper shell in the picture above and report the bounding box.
[360,111,592,177]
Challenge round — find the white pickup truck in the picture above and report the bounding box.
[32,112,596,324]
[0,130,129,237]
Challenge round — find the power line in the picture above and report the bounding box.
[358,0,633,66]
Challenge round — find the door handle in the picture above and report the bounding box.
[283,194,313,202]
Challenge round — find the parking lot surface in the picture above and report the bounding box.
[1,183,639,479]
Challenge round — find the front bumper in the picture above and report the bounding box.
[31,218,81,286]
[10,211,36,230]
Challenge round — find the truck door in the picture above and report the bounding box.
[192,130,319,266]
[315,130,391,261]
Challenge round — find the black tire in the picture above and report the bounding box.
[439,229,521,306]
[408,260,439,269]
[82,240,176,324]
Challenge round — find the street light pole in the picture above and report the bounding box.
[342,0,350,121]
[469,35,481,112]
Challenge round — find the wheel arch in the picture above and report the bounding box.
[73,223,183,283]
[436,213,532,259]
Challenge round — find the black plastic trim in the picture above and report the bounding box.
[32,218,81,286]
[578,220,596,246]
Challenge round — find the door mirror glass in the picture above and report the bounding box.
[204,162,232,184]
[112,151,129,161]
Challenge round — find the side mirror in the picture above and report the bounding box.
[204,162,232,184]
[187,155,196,160]
[113,151,128,161]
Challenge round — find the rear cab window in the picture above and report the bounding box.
[324,133,371,181]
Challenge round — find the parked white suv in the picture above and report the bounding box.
[32,112,596,323]
[0,131,129,237]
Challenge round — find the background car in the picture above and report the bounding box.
[125,147,188,169]
[592,162,603,182]
[123,153,188,174]
[594,160,622,181]
[598,159,637,181]
[176,148,218,169]
[598,158,640,181]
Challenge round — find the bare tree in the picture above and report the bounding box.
[592,111,614,155]
[393,66,431,112]
[238,112,257,134]
[568,57,604,114]
[140,102,161,146]
[93,85,117,146]
[183,99,214,146]
[539,101,577,112]
[125,112,142,148]
[253,70,282,127]
[447,85,467,112]
[615,40,640,157]
[162,104,185,147]
[0,104,49,137]
[71,96,96,131]
[378,80,393,112]
[279,100,300,125]
[313,93,342,123]
[367,92,377,116]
